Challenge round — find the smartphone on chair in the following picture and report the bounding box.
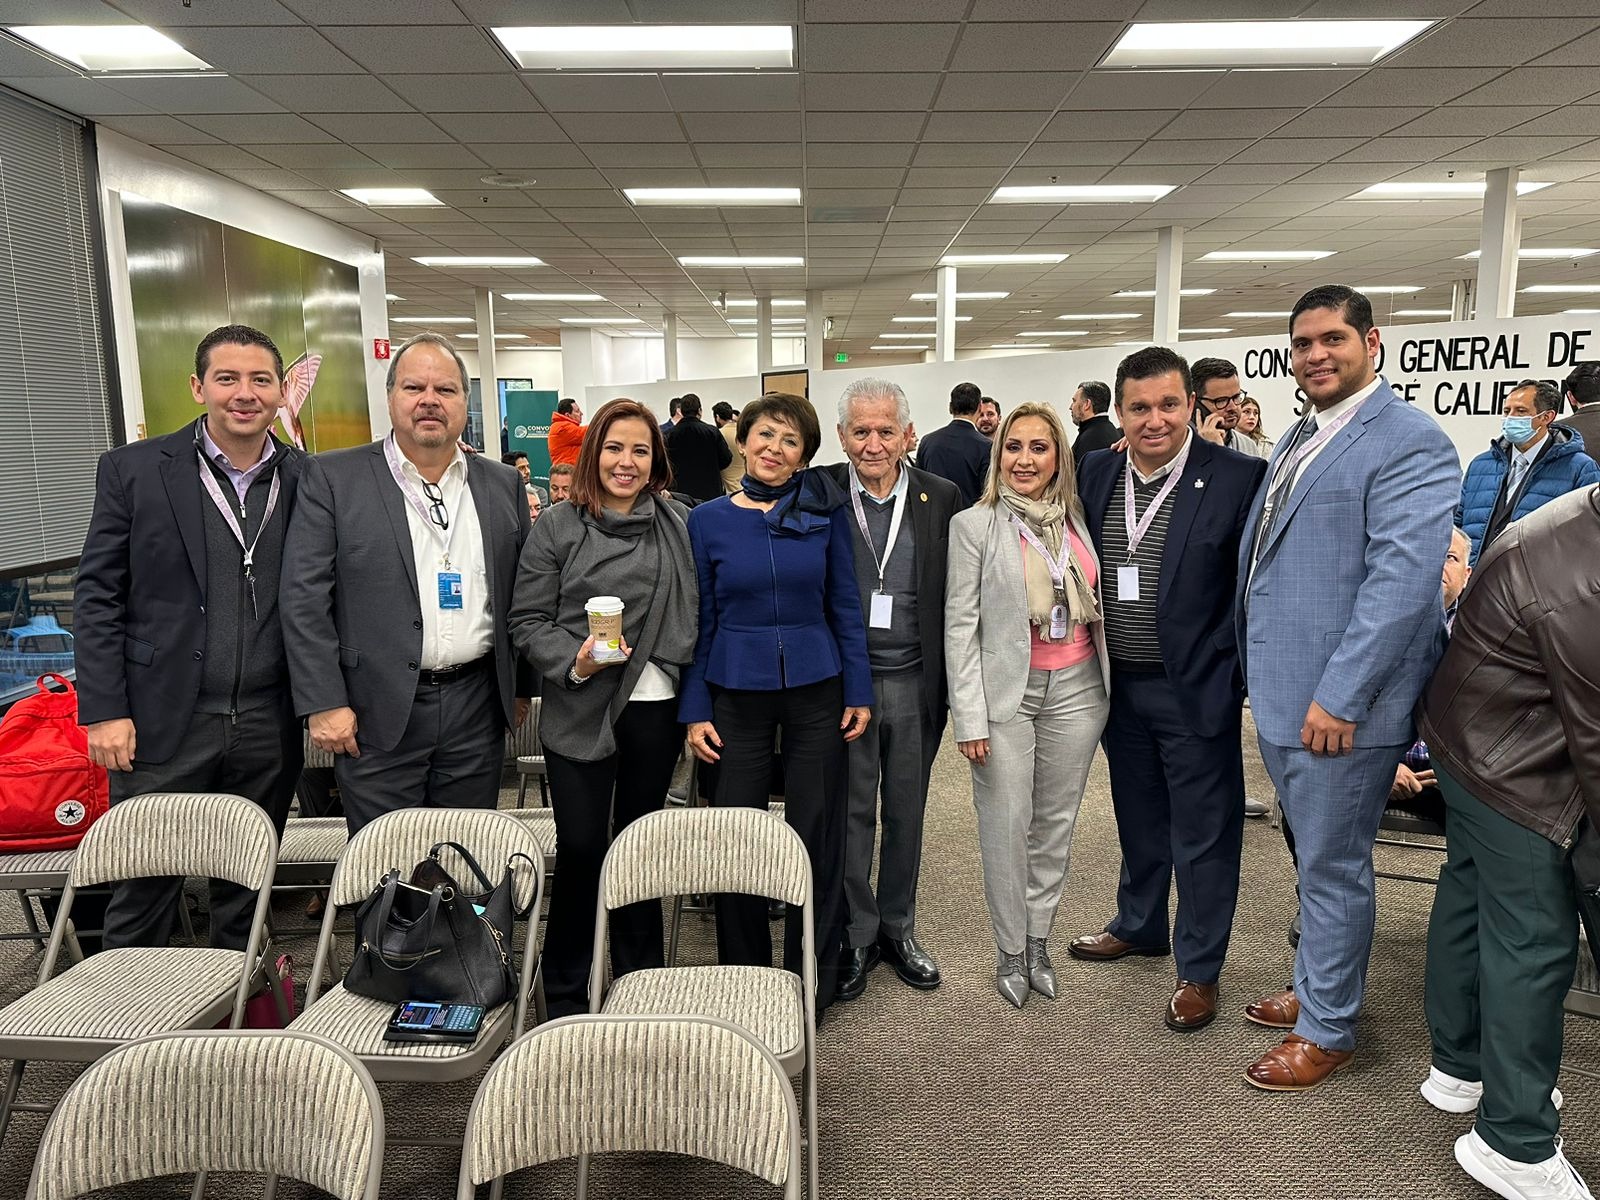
[382,1000,486,1043]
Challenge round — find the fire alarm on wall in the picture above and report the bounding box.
[373,338,391,360]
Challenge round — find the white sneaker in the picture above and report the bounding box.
[1422,1067,1564,1115]
[1456,1130,1594,1200]
[1244,796,1271,818]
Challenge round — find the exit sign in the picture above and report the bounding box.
[835,352,849,363]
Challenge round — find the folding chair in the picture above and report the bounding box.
[25,1028,382,1200]
[509,697,549,808]
[290,807,546,1139]
[1375,806,1447,886]
[0,849,78,951]
[504,805,558,878]
[458,1014,799,1200]
[591,806,819,1200]
[0,792,280,1148]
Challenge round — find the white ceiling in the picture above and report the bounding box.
[6,0,1600,361]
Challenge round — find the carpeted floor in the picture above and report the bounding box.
[3,715,1597,1199]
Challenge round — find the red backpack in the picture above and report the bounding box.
[0,674,110,853]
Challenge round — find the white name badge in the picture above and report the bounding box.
[869,591,893,630]
[1117,564,1141,603]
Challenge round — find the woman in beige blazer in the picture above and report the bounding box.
[945,401,1111,1008]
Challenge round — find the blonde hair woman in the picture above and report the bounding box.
[945,402,1110,1008]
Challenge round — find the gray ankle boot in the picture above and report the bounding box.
[997,951,1028,1009]
[1026,936,1057,999]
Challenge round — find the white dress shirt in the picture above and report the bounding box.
[395,448,495,669]
[1280,375,1382,493]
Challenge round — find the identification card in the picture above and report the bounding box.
[1117,564,1141,603]
[1048,603,1069,641]
[437,571,463,610]
[869,591,893,630]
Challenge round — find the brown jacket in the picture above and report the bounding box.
[1418,485,1600,848]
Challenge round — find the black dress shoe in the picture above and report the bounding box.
[836,943,879,1002]
[878,935,941,990]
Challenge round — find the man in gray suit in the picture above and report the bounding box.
[827,378,962,1000]
[282,333,532,832]
[1236,286,1459,1092]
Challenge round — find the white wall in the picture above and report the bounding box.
[95,129,389,440]
[589,313,1600,471]
[458,347,562,393]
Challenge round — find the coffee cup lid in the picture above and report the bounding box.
[586,595,624,613]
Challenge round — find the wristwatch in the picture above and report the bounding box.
[568,663,588,686]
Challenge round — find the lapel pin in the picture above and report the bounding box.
[920,492,928,501]
[1194,479,1205,489]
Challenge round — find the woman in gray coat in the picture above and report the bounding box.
[509,398,698,1017]
[945,401,1110,1009]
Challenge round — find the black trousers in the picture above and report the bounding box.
[711,676,847,1011]
[1101,668,1245,983]
[103,703,301,951]
[542,699,681,1017]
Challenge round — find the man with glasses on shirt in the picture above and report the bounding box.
[282,332,533,832]
[1192,358,1266,459]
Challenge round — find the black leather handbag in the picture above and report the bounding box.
[344,841,534,1009]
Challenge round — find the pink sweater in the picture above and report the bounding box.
[1025,527,1098,671]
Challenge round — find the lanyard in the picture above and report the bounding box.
[1011,516,1072,591]
[1264,391,1372,501]
[383,433,461,567]
[1122,435,1192,562]
[196,449,279,620]
[847,465,907,593]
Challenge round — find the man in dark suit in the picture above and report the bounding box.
[665,393,733,501]
[826,378,962,1000]
[1070,380,1121,464]
[913,381,989,508]
[281,332,532,833]
[1067,346,1267,1033]
[76,324,306,950]
[1558,360,1600,451]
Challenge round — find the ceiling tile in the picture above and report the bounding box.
[236,74,412,113]
[557,113,685,143]
[307,113,451,142]
[352,143,490,169]
[5,77,158,116]
[1154,108,1302,139]
[805,112,927,142]
[383,73,541,112]
[680,112,802,143]
[916,142,1030,167]
[1041,109,1178,140]
[923,111,1051,142]
[432,112,566,142]
[1325,67,1502,107]
[1060,71,1221,111]
[524,74,672,113]
[1455,67,1600,106]
[949,22,1123,72]
[164,26,363,74]
[802,24,962,72]
[162,144,274,170]
[250,143,382,169]
[1388,18,1583,67]
[935,72,1078,111]
[1332,136,1478,163]
[803,73,940,111]
[320,25,510,74]
[661,74,800,112]
[469,143,589,168]
[177,113,335,143]
[697,143,806,166]
[802,0,969,16]
[109,0,305,23]
[1188,69,1364,109]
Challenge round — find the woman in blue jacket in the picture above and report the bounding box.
[682,391,873,1011]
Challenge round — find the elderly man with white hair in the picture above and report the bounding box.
[825,378,963,1000]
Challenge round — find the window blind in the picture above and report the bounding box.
[0,84,115,573]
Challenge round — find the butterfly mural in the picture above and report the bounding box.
[278,351,323,450]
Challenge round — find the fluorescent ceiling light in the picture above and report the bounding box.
[678,256,804,268]
[728,318,806,325]
[870,345,918,351]
[911,291,1010,301]
[1396,309,1453,316]
[385,293,405,302]
[879,332,935,339]
[561,317,644,325]
[1180,327,1233,334]
[625,187,800,207]
[1114,288,1215,297]
[1201,250,1334,261]
[719,298,806,308]
[990,184,1176,204]
[1227,310,1294,318]
[939,253,1067,266]
[391,316,473,325]
[501,292,605,302]
[1522,285,1600,294]
[1352,181,1552,200]
[624,331,663,338]
[1057,312,1141,320]
[458,333,528,340]
[1458,248,1598,260]
[1352,285,1423,294]
[413,256,544,267]
[1564,308,1600,314]
[891,316,972,323]
[1100,20,1433,69]
[1019,331,1086,337]
[340,187,441,207]
[990,343,1049,349]
[9,24,212,71]
[492,25,793,70]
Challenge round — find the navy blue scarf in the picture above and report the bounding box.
[740,467,847,535]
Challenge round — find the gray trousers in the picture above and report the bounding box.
[844,670,941,948]
[334,670,503,836]
[970,659,1108,956]
[103,702,300,952]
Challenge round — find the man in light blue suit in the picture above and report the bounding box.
[1236,285,1460,1092]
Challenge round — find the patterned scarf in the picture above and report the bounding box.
[997,485,1098,641]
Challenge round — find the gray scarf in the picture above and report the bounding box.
[997,485,1098,640]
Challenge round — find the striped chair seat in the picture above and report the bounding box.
[279,817,349,864]
[0,947,245,1046]
[0,849,76,888]
[504,808,557,868]
[603,965,803,1062]
[289,984,510,1060]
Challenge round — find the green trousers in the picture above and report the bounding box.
[1425,763,1578,1163]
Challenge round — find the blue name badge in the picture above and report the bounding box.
[437,571,463,610]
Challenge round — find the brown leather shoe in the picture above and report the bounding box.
[1067,931,1170,962]
[1244,1034,1352,1091]
[1166,980,1219,1032]
[1244,987,1299,1029]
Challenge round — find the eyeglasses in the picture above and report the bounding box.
[420,480,449,531]
[1203,392,1244,409]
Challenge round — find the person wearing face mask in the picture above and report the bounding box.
[946,402,1111,1009]
[508,399,697,1017]
[1457,380,1598,565]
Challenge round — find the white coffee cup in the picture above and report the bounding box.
[586,595,626,662]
